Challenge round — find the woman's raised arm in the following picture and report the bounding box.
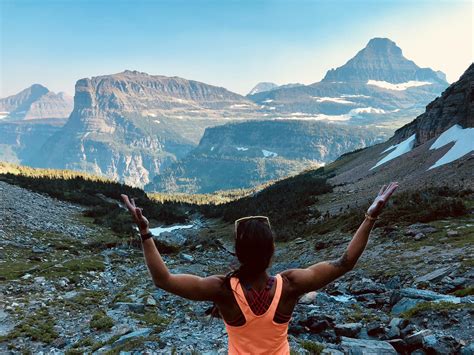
[121,194,223,301]
[282,182,399,296]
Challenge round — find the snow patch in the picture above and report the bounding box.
[262,99,274,103]
[236,146,249,151]
[230,104,250,108]
[150,224,194,236]
[341,94,370,99]
[262,149,278,157]
[428,124,474,169]
[313,96,354,104]
[350,107,387,115]
[153,120,161,124]
[367,80,432,91]
[371,134,416,170]
[0,111,9,119]
[210,146,215,151]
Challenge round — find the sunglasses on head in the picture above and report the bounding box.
[234,215,271,237]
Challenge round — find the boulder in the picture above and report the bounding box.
[387,339,406,353]
[340,337,397,354]
[335,323,362,338]
[415,266,459,283]
[461,342,474,355]
[405,223,438,236]
[300,291,317,304]
[350,278,386,295]
[391,297,424,315]
[405,329,432,348]
[366,322,385,336]
[153,232,187,253]
[400,287,461,303]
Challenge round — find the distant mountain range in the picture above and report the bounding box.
[0,38,452,189]
[0,84,73,121]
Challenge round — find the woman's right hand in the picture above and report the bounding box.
[121,194,150,234]
[366,182,399,218]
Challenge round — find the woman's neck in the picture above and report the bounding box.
[240,270,270,289]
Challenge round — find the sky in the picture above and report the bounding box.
[0,0,472,97]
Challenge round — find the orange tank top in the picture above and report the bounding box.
[224,273,290,355]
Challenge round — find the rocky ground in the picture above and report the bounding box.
[0,180,473,354]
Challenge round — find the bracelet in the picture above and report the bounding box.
[364,213,378,221]
[140,232,153,242]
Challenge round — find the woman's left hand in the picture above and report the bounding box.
[366,182,399,218]
[121,194,150,234]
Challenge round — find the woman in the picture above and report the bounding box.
[121,182,398,354]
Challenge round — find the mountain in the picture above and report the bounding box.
[0,84,73,121]
[30,71,265,187]
[248,38,448,129]
[247,82,303,96]
[146,120,390,193]
[248,82,279,95]
[0,84,73,164]
[322,37,447,84]
[310,63,473,215]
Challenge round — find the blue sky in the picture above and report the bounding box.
[0,0,472,97]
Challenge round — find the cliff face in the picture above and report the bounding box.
[0,84,73,120]
[33,71,262,187]
[394,63,474,145]
[147,120,390,193]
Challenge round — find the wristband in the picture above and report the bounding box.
[140,232,153,242]
[364,213,377,221]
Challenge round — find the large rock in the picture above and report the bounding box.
[340,337,397,354]
[415,266,459,283]
[350,278,387,295]
[335,323,362,338]
[391,297,425,315]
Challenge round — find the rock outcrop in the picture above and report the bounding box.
[394,63,474,145]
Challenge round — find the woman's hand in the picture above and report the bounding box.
[366,182,399,218]
[121,194,150,234]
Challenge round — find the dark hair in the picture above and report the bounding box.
[224,218,275,289]
[208,218,275,321]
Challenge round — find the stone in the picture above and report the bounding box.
[391,297,424,315]
[387,339,406,353]
[405,329,432,348]
[113,328,153,346]
[405,223,438,236]
[308,320,331,334]
[145,296,157,306]
[113,302,146,313]
[350,278,386,295]
[461,342,474,355]
[415,266,458,283]
[414,232,426,241]
[180,253,194,262]
[340,337,397,354]
[400,287,461,303]
[366,322,385,336]
[299,291,317,304]
[334,323,362,338]
[447,230,459,237]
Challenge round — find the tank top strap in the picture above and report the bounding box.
[266,273,283,317]
[230,274,283,320]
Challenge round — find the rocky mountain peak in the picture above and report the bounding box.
[248,82,279,96]
[322,37,447,85]
[0,84,73,120]
[393,63,474,146]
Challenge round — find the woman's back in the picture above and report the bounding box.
[223,273,290,355]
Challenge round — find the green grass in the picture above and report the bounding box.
[300,340,325,354]
[5,308,58,344]
[400,301,474,319]
[90,311,114,330]
[451,287,474,297]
